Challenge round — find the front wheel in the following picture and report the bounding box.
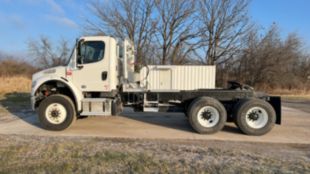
[188,97,227,134]
[38,94,76,131]
[234,99,276,135]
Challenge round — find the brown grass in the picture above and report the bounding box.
[267,88,310,100]
[269,88,310,95]
[0,121,308,174]
[0,76,31,94]
[0,135,309,174]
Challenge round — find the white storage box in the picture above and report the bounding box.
[140,65,216,91]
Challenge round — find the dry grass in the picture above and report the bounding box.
[0,76,31,94]
[269,89,310,100]
[269,88,310,95]
[0,135,309,174]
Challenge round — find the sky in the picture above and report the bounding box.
[250,0,310,47]
[0,0,310,59]
[0,0,87,57]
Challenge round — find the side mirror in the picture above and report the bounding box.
[76,39,85,65]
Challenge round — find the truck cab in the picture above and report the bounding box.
[68,36,119,92]
[31,36,281,135]
[31,36,132,113]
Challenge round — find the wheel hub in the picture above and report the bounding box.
[45,103,67,124]
[50,109,60,118]
[245,107,268,129]
[248,111,260,121]
[201,111,212,120]
[197,106,220,128]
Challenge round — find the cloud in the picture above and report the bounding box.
[45,15,78,29]
[0,12,26,29]
[46,0,65,15]
[43,0,78,29]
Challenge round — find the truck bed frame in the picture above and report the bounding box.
[121,89,281,124]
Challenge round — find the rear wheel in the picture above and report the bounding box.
[188,97,227,134]
[38,94,76,131]
[234,99,276,135]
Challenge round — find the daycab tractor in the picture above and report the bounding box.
[31,36,281,135]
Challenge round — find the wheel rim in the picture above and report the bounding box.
[45,103,67,124]
[245,107,268,129]
[197,106,220,128]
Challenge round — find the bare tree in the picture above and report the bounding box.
[87,0,156,69]
[154,0,199,65]
[232,24,307,89]
[197,0,250,65]
[28,36,70,68]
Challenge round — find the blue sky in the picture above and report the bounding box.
[0,0,310,58]
[250,0,310,47]
[0,0,86,57]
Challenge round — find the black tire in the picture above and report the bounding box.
[188,97,227,134]
[234,99,276,136]
[38,94,76,131]
[184,101,191,118]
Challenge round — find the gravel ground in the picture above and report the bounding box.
[282,97,310,113]
[0,135,309,174]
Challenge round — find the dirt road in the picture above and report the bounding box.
[282,98,310,113]
[0,105,309,144]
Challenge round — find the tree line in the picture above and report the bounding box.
[1,0,309,91]
[85,0,310,90]
[225,25,310,90]
[0,53,36,77]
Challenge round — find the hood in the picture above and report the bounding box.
[32,66,66,81]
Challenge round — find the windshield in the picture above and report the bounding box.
[66,44,76,67]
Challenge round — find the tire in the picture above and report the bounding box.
[38,94,76,131]
[188,97,227,134]
[184,101,191,118]
[234,99,276,136]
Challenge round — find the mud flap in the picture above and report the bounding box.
[268,96,281,124]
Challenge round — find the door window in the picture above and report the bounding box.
[78,41,105,64]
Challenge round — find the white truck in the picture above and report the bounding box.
[31,36,281,135]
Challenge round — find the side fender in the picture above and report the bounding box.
[32,76,83,111]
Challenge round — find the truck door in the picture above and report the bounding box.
[71,40,110,92]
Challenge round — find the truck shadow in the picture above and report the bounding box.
[120,110,242,134]
[0,92,42,128]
